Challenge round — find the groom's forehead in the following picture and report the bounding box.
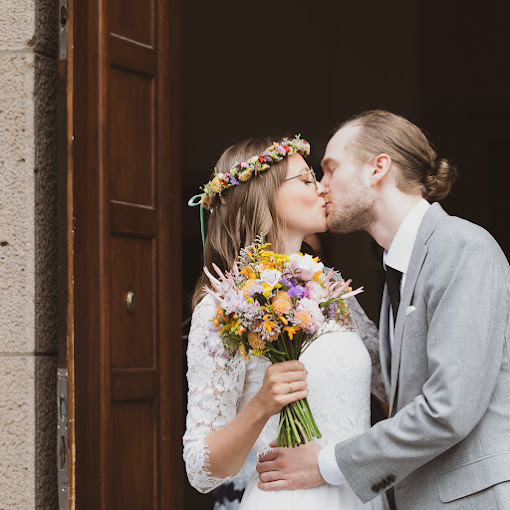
[331,125,358,149]
[322,127,357,167]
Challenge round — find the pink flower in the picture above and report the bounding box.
[295,298,325,333]
[288,254,324,281]
[306,281,327,303]
[222,289,243,315]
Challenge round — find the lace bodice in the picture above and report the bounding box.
[183,293,384,494]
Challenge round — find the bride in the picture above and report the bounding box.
[183,136,389,510]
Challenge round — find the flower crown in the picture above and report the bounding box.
[199,135,310,209]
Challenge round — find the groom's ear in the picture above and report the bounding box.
[368,153,392,188]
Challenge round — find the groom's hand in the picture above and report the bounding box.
[256,440,325,491]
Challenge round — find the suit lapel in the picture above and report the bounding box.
[387,203,448,415]
[388,244,427,414]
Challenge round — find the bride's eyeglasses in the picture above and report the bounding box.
[282,167,318,190]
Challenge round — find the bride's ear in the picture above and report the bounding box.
[368,153,392,188]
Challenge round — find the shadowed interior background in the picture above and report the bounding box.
[180,1,510,507]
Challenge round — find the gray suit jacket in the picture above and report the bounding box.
[337,203,510,509]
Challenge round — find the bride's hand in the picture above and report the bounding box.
[254,360,308,419]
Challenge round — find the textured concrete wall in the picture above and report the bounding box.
[0,0,58,508]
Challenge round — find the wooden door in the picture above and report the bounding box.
[62,0,183,508]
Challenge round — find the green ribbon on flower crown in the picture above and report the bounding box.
[188,194,207,266]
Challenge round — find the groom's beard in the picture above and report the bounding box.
[326,197,376,234]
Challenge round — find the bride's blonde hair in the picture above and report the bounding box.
[192,137,290,310]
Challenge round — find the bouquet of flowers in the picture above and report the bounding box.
[204,236,362,447]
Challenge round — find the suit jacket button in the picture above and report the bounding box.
[371,484,380,493]
[387,475,396,484]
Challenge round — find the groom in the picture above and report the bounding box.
[257,110,510,509]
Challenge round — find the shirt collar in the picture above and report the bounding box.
[383,199,430,274]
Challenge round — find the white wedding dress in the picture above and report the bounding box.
[183,294,389,510]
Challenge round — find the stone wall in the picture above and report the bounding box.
[0,0,58,508]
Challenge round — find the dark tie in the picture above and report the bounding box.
[385,266,403,324]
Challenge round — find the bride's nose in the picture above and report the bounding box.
[316,180,326,197]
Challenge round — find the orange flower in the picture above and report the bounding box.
[294,310,312,329]
[283,326,300,340]
[239,343,249,360]
[272,291,292,315]
[266,330,279,342]
[256,259,275,271]
[248,332,265,350]
[241,279,258,296]
[240,266,256,279]
[264,320,275,332]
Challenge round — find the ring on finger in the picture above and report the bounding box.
[289,382,293,393]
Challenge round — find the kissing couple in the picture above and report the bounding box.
[183,110,510,510]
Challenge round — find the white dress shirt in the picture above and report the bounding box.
[318,199,430,486]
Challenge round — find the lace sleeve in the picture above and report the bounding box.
[183,295,247,493]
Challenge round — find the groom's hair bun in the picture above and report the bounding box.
[425,158,457,201]
[340,110,458,202]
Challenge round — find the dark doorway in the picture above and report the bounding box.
[181,1,510,507]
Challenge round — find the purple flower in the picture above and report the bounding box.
[278,277,289,286]
[288,285,306,299]
[327,303,337,319]
[230,176,239,185]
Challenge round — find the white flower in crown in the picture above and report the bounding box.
[288,253,324,281]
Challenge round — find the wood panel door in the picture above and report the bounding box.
[66,0,183,508]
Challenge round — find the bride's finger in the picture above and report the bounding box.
[277,370,307,383]
[270,360,305,372]
[278,380,307,395]
[280,389,309,405]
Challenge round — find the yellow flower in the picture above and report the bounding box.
[239,169,252,182]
